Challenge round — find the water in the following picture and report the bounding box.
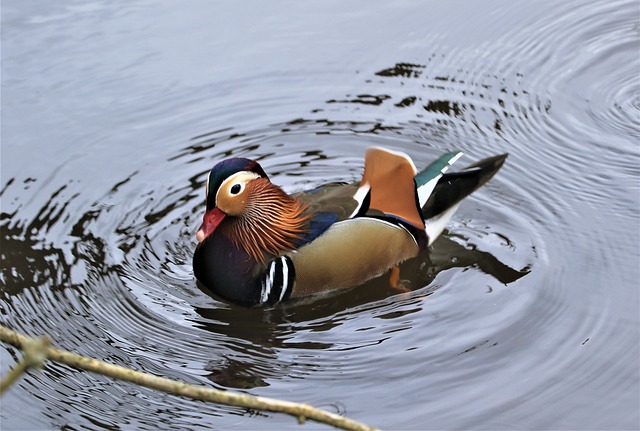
[2,1,639,430]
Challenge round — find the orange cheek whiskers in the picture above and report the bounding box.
[223,179,310,267]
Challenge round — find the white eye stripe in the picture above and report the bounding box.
[215,171,261,202]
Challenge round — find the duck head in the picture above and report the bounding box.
[195,158,309,265]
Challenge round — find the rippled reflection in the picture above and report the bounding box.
[2,0,638,430]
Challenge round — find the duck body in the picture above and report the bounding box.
[193,147,507,307]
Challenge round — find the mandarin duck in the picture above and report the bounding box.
[193,147,507,307]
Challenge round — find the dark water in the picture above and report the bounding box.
[2,1,639,430]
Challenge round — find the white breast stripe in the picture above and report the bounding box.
[261,263,275,303]
[260,280,268,303]
[278,256,289,302]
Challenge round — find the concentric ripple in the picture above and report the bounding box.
[2,0,638,430]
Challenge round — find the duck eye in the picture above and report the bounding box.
[230,184,242,195]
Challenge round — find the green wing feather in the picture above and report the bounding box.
[415,151,463,207]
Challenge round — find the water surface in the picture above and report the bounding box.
[2,1,639,430]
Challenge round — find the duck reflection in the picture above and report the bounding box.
[194,230,528,389]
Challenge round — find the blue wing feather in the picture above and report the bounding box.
[296,211,339,246]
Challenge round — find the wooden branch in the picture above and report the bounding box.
[0,325,379,431]
[0,334,49,394]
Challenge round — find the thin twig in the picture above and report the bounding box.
[0,335,49,394]
[0,325,379,431]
